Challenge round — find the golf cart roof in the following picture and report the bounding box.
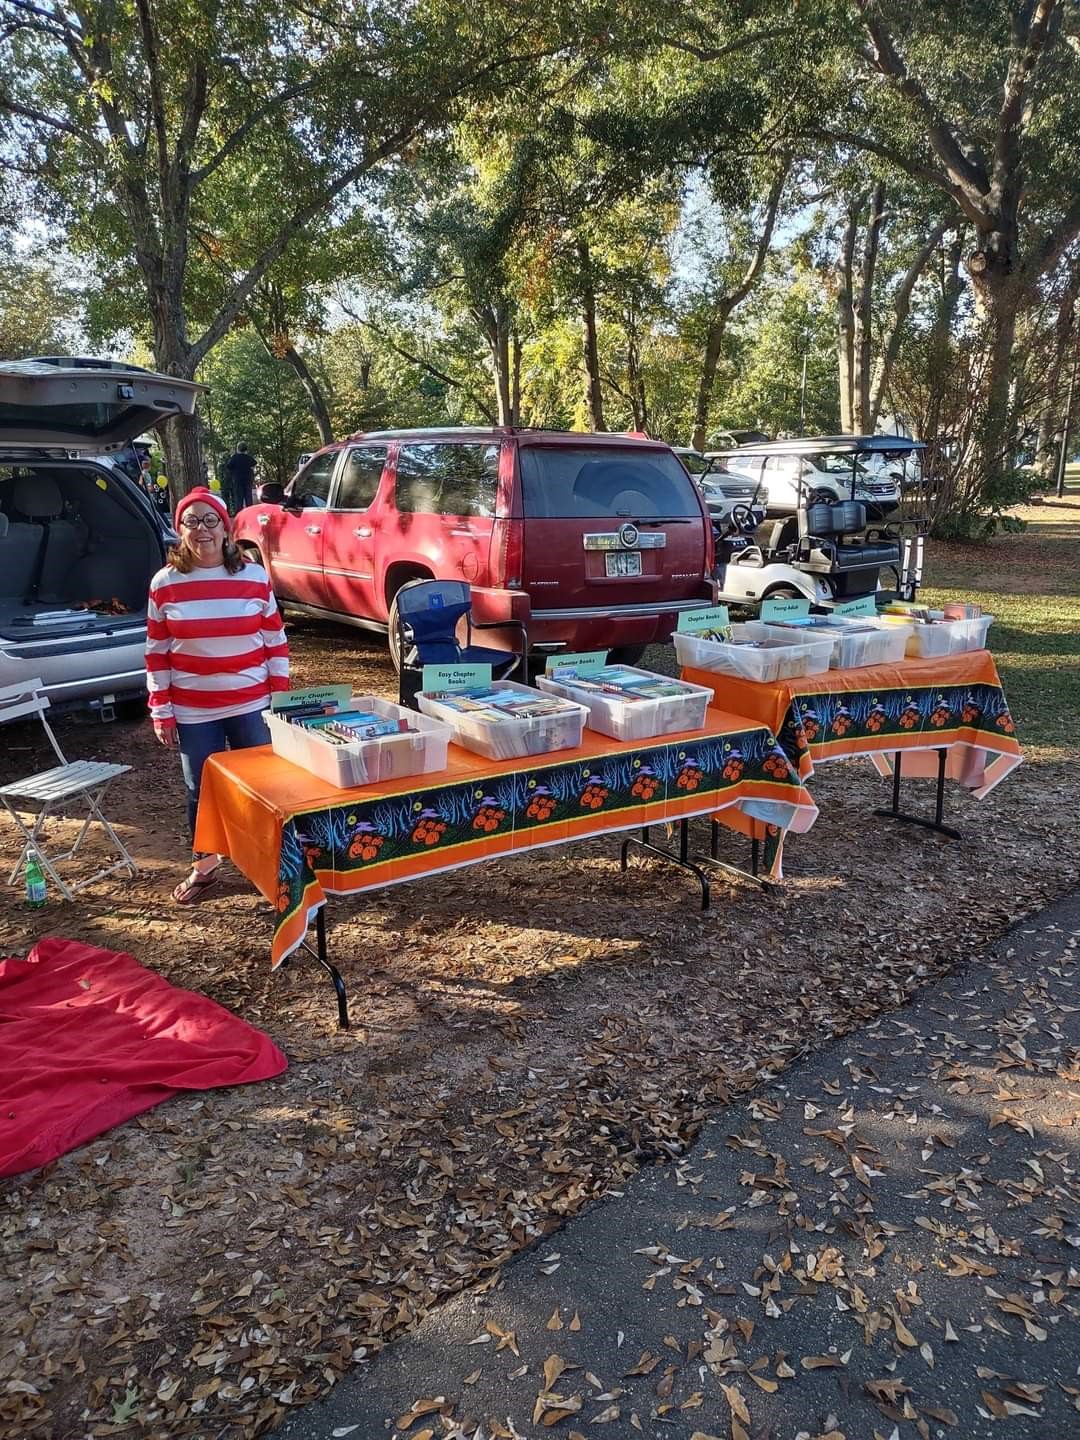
[706,434,924,458]
[0,356,203,454]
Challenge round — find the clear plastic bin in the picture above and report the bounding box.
[900,614,993,658]
[416,680,589,761]
[536,664,712,741]
[746,617,912,669]
[672,625,834,683]
[265,694,451,789]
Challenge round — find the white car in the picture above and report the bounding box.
[707,436,902,519]
[0,357,201,718]
[672,448,768,526]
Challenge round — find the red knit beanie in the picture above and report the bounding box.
[174,486,230,531]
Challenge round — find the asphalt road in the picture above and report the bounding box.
[276,893,1080,1440]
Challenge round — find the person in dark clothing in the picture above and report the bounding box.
[224,443,256,512]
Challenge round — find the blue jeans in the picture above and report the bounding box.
[178,710,270,844]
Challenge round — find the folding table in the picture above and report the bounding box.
[194,707,819,1026]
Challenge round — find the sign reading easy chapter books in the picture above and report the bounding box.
[270,684,352,712]
[421,663,492,693]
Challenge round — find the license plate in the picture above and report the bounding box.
[606,550,642,578]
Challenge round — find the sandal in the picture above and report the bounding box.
[172,865,221,905]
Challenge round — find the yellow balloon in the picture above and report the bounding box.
[156,474,168,489]
[209,477,221,493]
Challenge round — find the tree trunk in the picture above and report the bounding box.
[836,202,860,433]
[1035,267,1080,474]
[691,304,730,452]
[578,239,606,432]
[625,318,648,432]
[868,218,950,431]
[854,182,885,432]
[158,410,204,508]
[924,231,964,455]
[492,321,513,426]
[967,266,1022,496]
[510,331,522,426]
[281,342,334,445]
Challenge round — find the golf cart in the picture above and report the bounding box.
[710,435,927,612]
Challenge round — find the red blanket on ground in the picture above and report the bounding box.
[0,938,287,1178]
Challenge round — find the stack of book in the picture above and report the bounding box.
[423,686,581,724]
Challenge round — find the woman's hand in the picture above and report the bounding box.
[153,718,179,748]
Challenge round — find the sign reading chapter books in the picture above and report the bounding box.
[421,663,493,693]
[545,650,608,677]
[677,604,731,638]
[760,596,811,623]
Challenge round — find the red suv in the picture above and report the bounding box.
[235,427,714,665]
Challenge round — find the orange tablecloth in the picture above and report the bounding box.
[683,650,1022,794]
[195,707,818,968]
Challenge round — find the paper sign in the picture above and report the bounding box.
[833,594,879,618]
[545,650,608,676]
[760,596,811,622]
[422,663,492,692]
[677,604,730,635]
[271,683,351,712]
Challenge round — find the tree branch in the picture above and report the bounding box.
[0,91,102,150]
[852,0,990,200]
[339,306,497,423]
[189,78,321,186]
[729,156,789,305]
[805,127,980,229]
[132,0,170,192]
[992,0,1058,209]
[655,26,799,62]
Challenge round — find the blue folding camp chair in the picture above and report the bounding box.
[395,580,529,708]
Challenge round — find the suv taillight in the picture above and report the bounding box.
[493,517,524,588]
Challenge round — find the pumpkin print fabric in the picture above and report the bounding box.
[265,721,815,965]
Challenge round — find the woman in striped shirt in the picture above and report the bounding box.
[146,487,289,903]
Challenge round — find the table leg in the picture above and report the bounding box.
[874,747,962,841]
[705,820,778,893]
[298,906,350,1030]
[622,818,712,911]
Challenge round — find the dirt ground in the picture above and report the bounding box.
[2,598,1078,1437]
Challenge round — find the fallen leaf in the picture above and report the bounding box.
[395,1398,445,1430]
[802,1355,842,1370]
[720,1383,750,1423]
[546,1309,563,1331]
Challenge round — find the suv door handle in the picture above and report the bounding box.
[353,526,373,538]
[304,525,322,536]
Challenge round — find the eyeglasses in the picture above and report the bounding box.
[180,513,223,530]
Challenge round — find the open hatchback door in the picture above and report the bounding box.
[0,357,202,453]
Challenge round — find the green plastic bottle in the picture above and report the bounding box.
[24,849,47,909]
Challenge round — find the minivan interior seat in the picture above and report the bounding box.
[0,511,41,598]
[12,473,86,602]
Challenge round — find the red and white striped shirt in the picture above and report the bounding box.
[145,562,290,725]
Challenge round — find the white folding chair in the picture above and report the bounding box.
[0,678,136,900]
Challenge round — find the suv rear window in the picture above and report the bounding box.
[519,446,700,519]
[395,443,499,517]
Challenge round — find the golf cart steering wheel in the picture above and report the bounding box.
[729,503,759,535]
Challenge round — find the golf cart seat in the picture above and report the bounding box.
[800,501,900,573]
